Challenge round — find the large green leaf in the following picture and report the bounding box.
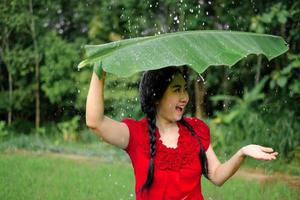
[78,30,288,77]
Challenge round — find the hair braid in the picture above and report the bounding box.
[141,109,157,191]
[180,118,209,179]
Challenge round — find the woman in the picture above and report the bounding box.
[86,66,278,200]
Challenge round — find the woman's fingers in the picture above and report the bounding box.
[260,146,274,153]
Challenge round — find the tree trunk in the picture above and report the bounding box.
[255,55,262,85]
[0,25,12,126]
[194,77,206,118]
[29,0,40,133]
[8,70,12,125]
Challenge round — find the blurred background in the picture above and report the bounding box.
[0,0,299,199]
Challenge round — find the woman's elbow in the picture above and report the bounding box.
[86,120,96,129]
[86,115,99,129]
[209,177,225,187]
[213,181,224,187]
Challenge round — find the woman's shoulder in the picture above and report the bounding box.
[182,116,210,148]
[183,116,209,129]
[122,117,147,127]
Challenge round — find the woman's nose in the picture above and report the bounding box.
[180,91,188,102]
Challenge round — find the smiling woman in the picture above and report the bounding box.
[85,66,279,200]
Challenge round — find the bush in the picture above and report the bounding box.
[0,121,8,140]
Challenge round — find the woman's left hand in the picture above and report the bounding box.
[240,144,279,161]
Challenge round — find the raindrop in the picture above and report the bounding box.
[77,89,81,93]
[149,4,152,8]
[174,16,178,21]
[206,11,209,16]
[197,74,205,82]
[208,1,212,5]
[227,77,230,80]
[189,8,194,13]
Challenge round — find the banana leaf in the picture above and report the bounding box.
[78,30,288,77]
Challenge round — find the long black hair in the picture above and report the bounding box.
[139,66,209,191]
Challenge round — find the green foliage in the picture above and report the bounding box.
[104,73,143,121]
[211,76,268,124]
[250,3,290,33]
[57,116,81,142]
[40,31,79,104]
[0,121,8,140]
[78,31,288,77]
[270,53,300,96]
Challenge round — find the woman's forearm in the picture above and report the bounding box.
[86,72,105,128]
[211,148,245,186]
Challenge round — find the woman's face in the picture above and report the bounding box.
[156,74,189,122]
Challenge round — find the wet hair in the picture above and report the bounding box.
[139,66,209,191]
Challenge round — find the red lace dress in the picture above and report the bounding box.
[122,117,210,200]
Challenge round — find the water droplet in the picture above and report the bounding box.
[208,1,212,5]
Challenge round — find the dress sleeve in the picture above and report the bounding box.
[122,118,139,154]
[186,117,211,151]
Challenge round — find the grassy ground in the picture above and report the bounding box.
[1,150,299,200]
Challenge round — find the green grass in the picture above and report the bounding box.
[0,152,134,200]
[203,177,298,200]
[0,152,298,200]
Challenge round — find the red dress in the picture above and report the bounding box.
[122,117,210,200]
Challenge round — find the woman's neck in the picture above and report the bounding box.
[155,115,178,134]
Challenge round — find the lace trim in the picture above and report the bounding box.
[139,121,200,171]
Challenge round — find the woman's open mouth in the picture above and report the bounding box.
[176,106,184,113]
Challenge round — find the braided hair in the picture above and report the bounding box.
[139,66,209,191]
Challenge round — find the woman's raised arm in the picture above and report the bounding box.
[86,72,129,149]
